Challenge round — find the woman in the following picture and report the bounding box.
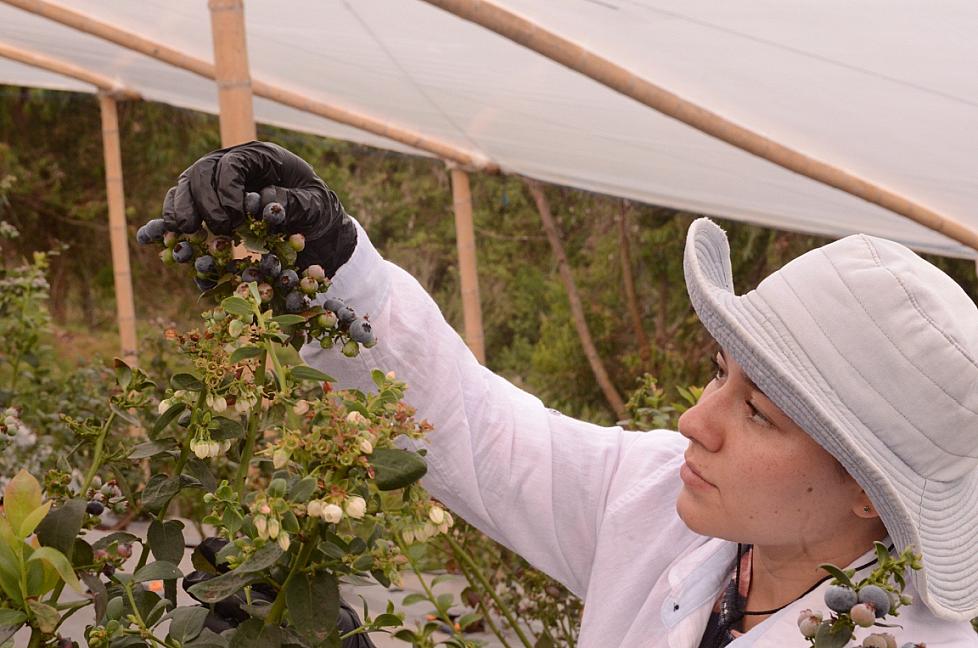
[164,142,978,646]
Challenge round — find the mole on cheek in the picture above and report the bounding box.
[806,486,814,493]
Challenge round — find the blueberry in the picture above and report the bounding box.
[277,269,299,291]
[304,265,326,281]
[159,248,175,265]
[824,585,858,613]
[86,501,104,515]
[136,218,166,244]
[263,202,286,227]
[244,191,261,218]
[324,297,345,313]
[172,241,194,263]
[348,319,375,346]
[849,602,876,627]
[240,267,262,284]
[259,254,282,278]
[260,186,278,208]
[194,277,217,292]
[194,255,217,276]
[299,276,319,295]
[285,290,309,313]
[336,305,356,327]
[225,258,245,275]
[288,233,305,251]
[858,585,891,618]
[208,236,233,255]
[163,231,179,249]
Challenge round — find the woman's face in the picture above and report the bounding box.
[676,348,867,547]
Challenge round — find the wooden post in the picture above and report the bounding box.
[98,93,138,367]
[525,178,626,419]
[421,0,978,253]
[448,166,486,363]
[208,0,256,146]
[617,201,650,368]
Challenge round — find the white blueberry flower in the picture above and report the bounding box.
[307,500,324,518]
[344,496,367,519]
[157,399,172,415]
[358,439,374,455]
[254,514,269,539]
[321,503,343,524]
[292,400,310,416]
[277,532,291,552]
[267,517,280,539]
[428,506,445,525]
[192,440,209,460]
[346,411,367,425]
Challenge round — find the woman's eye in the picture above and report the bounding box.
[747,401,773,426]
[710,357,725,380]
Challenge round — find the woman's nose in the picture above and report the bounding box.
[677,387,723,452]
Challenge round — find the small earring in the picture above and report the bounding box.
[863,506,872,513]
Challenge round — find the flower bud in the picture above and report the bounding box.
[273,448,290,469]
[321,503,343,524]
[277,532,291,551]
[235,397,252,414]
[345,496,367,519]
[259,504,272,515]
[209,440,221,457]
[346,411,367,425]
[158,399,172,415]
[428,506,446,525]
[307,500,324,518]
[267,516,280,539]
[359,438,374,455]
[228,319,245,337]
[254,514,269,539]
[192,440,209,460]
[293,400,310,416]
[385,370,396,380]
[207,394,227,413]
[402,529,415,545]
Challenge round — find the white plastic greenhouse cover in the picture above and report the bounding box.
[1,1,977,258]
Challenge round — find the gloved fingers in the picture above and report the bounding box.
[186,152,229,234]
[215,142,303,227]
[173,175,202,233]
[281,184,339,239]
[161,186,178,230]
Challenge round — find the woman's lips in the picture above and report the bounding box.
[680,457,716,490]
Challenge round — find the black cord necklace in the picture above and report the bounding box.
[736,542,895,617]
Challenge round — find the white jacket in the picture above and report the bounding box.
[301,221,977,647]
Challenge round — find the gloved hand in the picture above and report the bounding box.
[161,141,357,276]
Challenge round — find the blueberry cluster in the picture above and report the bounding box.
[137,190,375,353]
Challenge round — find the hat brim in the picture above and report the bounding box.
[683,217,978,621]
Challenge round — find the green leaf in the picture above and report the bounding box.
[0,608,26,627]
[36,498,86,557]
[239,232,269,256]
[533,635,555,648]
[128,439,177,460]
[91,532,140,551]
[285,571,339,645]
[270,314,306,327]
[186,570,256,604]
[148,519,186,564]
[229,346,265,363]
[184,458,218,493]
[229,618,282,648]
[140,474,180,513]
[221,296,255,318]
[274,241,297,267]
[185,628,229,648]
[371,448,428,491]
[813,619,854,648]
[288,476,318,503]
[171,373,205,391]
[457,612,482,630]
[236,542,284,574]
[290,365,335,383]
[19,500,52,538]
[371,369,386,389]
[81,571,108,622]
[154,402,187,435]
[3,470,42,536]
[401,593,427,606]
[167,605,210,643]
[26,599,58,634]
[113,358,133,390]
[372,612,402,627]
[133,560,182,582]
[27,546,82,593]
[819,563,855,589]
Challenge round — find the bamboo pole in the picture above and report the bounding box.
[98,93,139,367]
[525,179,625,419]
[0,40,139,99]
[0,0,495,171]
[422,0,978,253]
[448,165,486,363]
[208,0,256,146]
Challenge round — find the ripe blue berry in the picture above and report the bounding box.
[172,241,194,263]
[263,202,286,227]
[336,305,356,327]
[244,191,261,218]
[285,291,309,313]
[825,585,858,613]
[240,267,262,284]
[194,255,217,276]
[324,297,344,313]
[858,585,891,618]
[259,254,282,278]
[194,277,217,292]
[136,218,166,244]
[349,319,375,346]
[277,269,299,291]
[86,501,104,515]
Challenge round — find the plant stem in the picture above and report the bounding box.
[234,352,267,503]
[26,628,42,648]
[80,410,117,494]
[397,539,458,634]
[450,545,514,648]
[445,534,535,648]
[265,518,318,626]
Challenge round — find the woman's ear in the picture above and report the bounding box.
[852,491,879,519]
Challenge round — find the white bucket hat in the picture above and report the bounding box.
[683,217,978,621]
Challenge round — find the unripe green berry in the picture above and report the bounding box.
[342,339,360,357]
[850,602,876,627]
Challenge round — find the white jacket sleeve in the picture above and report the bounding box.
[300,220,685,597]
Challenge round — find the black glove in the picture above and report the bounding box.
[161,141,356,276]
